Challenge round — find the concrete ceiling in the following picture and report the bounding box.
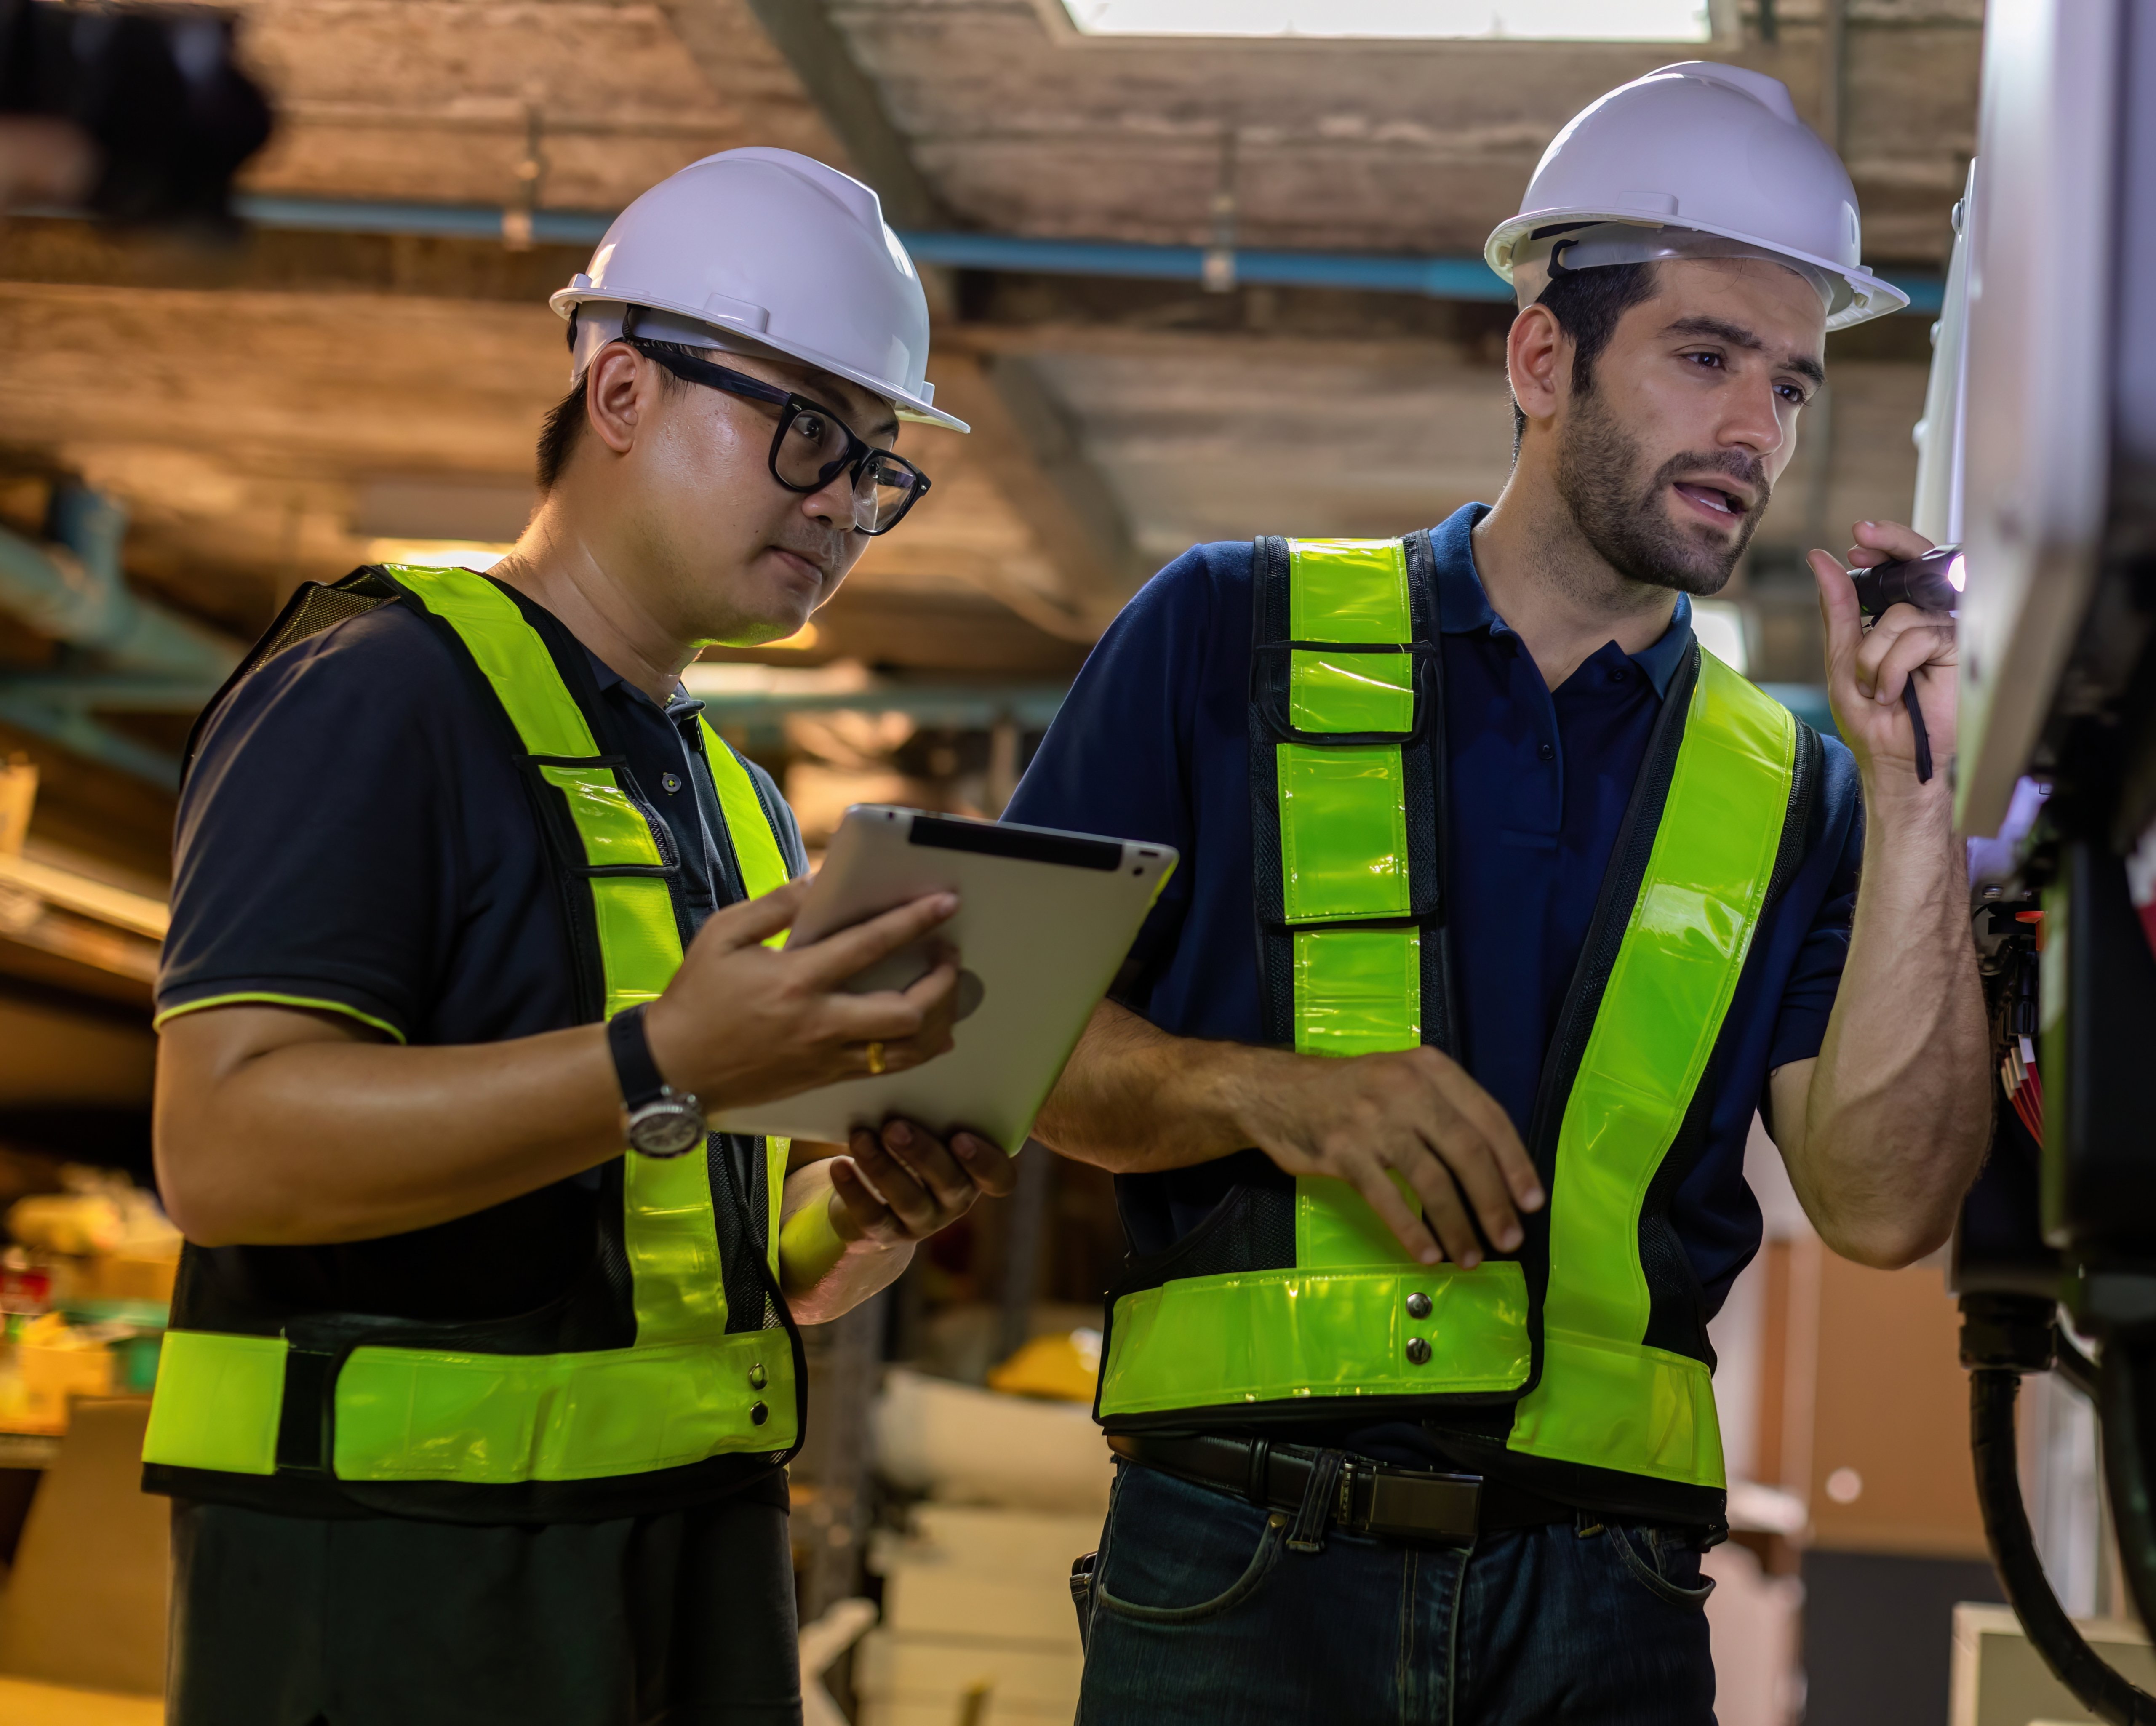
[0,0,1982,882]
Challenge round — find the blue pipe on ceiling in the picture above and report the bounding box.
[227,195,1946,315]
[0,485,243,788]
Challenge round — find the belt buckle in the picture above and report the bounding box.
[1366,1466,1482,1542]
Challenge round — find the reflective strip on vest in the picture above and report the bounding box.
[1504,649,1792,1489]
[144,565,799,1483]
[1100,538,1535,1417]
[1097,537,1794,1496]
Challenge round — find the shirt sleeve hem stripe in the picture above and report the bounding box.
[152,992,409,1045]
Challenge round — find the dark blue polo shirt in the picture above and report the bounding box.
[1006,504,1861,1323]
[157,584,805,1326]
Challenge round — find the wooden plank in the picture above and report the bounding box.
[856,1628,1081,1717]
[875,1506,1097,1645]
[0,1677,162,1725]
[918,353,1144,626]
[830,1,1976,262]
[725,0,944,228]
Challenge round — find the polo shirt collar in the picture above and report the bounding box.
[581,646,707,726]
[1429,502,1697,700]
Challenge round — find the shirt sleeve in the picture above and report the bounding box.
[1003,547,1216,1000]
[1765,733,1864,1074]
[155,602,471,1044]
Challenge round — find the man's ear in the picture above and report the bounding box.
[1506,304,1567,433]
[584,343,649,458]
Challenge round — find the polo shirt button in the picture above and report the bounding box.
[1537,743,1554,762]
[662,773,683,794]
[1609,668,1626,683]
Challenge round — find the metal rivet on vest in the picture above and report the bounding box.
[750,1401,770,1426]
[1405,1338,1432,1366]
[662,773,683,793]
[748,1363,768,1390]
[1406,1292,1433,1320]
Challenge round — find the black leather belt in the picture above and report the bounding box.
[1107,1432,1579,1546]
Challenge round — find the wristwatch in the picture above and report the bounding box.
[608,1003,706,1158]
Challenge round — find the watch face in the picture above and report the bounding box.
[628,1100,705,1158]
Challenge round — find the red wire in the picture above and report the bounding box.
[2002,1057,2044,1141]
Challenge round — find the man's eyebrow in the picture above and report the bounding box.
[812,381,899,442]
[1664,314,1827,389]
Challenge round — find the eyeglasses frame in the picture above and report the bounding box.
[619,335,931,536]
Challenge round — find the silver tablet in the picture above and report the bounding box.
[709,805,1177,1152]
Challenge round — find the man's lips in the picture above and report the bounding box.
[1671,480,1753,522]
[770,545,828,583]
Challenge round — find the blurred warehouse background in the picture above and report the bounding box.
[0,5,2044,1725]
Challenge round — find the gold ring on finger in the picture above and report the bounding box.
[865,1040,887,1076]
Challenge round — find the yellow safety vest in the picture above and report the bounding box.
[1094,534,1818,1523]
[144,563,803,1517]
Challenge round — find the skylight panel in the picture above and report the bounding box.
[1059,0,1713,40]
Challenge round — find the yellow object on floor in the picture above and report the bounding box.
[984,1329,1099,1403]
[11,1319,117,1434]
[0,1675,162,1723]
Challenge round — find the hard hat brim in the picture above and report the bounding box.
[549,285,971,434]
[1483,210,1910,332]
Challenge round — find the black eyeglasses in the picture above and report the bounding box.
[624,337,931,536]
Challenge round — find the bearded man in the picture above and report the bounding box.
[1006,62,1988,1726]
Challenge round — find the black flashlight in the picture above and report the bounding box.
[1847,542,1961,784]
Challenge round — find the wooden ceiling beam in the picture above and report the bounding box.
[720,0,947,229]
[921,354,1147,625]
[727,0,1150,625]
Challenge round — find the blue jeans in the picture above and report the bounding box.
[1076,1461,1715,1726]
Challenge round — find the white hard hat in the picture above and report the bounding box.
[1485,62,1906,332]
[550,147,968,432]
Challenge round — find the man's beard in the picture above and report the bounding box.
[1551,387,1769,597]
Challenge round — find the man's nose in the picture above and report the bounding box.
[801,472,857,533]
[1723,374,1793,456]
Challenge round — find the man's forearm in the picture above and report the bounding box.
[1033,1000,1289,1172]
[1036,999,1542,1267]
[1792,782,1989,1266]
[154,1013,628,1246]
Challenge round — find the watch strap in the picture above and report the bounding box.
[607,1003,670,1110]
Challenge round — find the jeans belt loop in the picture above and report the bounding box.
[1244,1436,1272,1509]
[1286,1448,1347,1553]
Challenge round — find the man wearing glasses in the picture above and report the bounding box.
[145,149,1002,1726]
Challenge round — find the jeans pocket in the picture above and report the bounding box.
[1095,1506,1287,1626]
[1607,1525,1716,1611]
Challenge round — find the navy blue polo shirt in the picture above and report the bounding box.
[1006,504,1861,1323]
[156,584,805,1326]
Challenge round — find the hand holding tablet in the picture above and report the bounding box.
[711,806,1177,1153]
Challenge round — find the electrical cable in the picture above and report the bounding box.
[2059,1329,2102,1405]
[1972,1368,2156,1723]
[2100,1342,2156,1654]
